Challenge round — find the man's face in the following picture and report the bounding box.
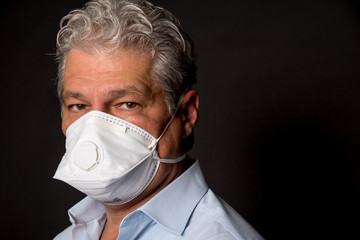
[62,48,185,159]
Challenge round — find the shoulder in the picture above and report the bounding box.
[184,189,264,240]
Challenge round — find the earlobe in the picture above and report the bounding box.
[181,90,200,137]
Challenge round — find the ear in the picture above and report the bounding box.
[180,90,200,138]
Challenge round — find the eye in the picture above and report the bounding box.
[69,104,88,112]
[123,102,138,110]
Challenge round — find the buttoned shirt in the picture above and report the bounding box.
[54,160,264,240]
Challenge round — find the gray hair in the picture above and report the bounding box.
[56,0,197,115]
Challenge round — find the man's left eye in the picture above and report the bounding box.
[123,102,138,109]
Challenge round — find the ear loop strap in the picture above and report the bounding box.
[147,91,188,149]
[147,91,188,163]
[158,154,187,163]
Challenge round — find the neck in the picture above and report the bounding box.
[100,159,192,240]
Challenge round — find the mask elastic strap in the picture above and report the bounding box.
[147,90,188,150]
[158,154,187,164]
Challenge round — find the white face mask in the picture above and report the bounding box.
[53,110,186,205]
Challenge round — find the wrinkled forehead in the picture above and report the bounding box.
[63,48,159,94]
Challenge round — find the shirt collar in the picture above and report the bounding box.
[68,195,105,224]
[66,160,208,235]
[139,160,208,235]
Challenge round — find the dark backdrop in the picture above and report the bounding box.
[1,0,359,239]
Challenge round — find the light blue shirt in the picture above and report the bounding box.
[54,160,264,240]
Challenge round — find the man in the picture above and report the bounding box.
[53,0,263,239]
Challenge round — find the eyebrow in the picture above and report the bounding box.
[63,91,86,100]
[62,86,145,101]
[107,86,143,98]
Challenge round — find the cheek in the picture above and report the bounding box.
[156,118,184,159]
[61,109,86,136]
[61,120,69,136]
[127,110,169,138]
[61,112,74,136]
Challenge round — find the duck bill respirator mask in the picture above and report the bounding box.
[53,109,185,205]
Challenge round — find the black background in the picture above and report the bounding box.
[1,0,359,239]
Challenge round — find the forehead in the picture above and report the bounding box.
[63,48,158,94]
[65,48,152,80]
